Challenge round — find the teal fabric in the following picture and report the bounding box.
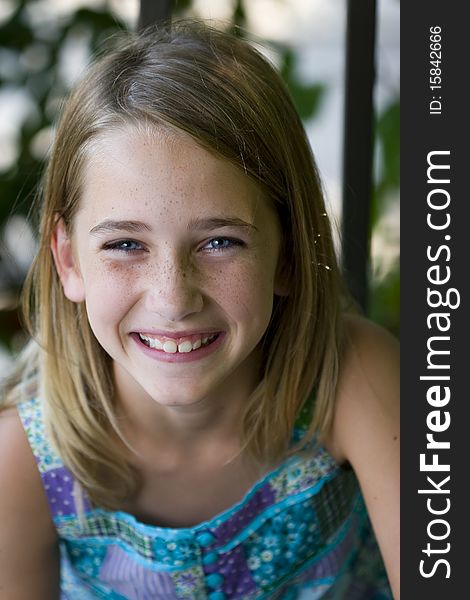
[18,396,392,599]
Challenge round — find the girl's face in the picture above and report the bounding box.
[53,126,284,409]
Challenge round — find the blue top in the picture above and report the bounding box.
[18,396,392,599]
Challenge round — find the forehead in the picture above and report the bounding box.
[77,125,276,227]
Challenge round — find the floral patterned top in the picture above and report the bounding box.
[18,396,392,599]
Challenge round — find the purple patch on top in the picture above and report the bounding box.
[212,484,276,546]
[296,518,357,583]
[204,545,258,598]
[99,545,178,600]
[41,465,90,517]
[342,581,387,600]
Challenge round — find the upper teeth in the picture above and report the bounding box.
[139,334,216,353]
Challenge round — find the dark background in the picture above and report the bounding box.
[401,2,467,596]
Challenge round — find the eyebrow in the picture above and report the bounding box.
[187,217,259,232]
[89,217,258,235]
[89,220,152,236]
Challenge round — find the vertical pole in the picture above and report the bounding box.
[341,0,377,312]
[138,0,173,31]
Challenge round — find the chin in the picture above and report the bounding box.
[143,380,217,408]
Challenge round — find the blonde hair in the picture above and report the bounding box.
[3,22,343,508]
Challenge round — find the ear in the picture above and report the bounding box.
[51,217,86,303]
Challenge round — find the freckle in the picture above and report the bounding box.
[393,436,398,441]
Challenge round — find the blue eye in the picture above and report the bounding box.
[202,237,242,252]
[209,238,230,249]
[104,240,144,253]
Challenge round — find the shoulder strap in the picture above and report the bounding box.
[17,397,85,519]
[290,388,318,449]
[294,388,317,432]
[17,396,63,474]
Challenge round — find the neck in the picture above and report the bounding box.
[112,356,261,452]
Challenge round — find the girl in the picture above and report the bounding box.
[0,22,399,599]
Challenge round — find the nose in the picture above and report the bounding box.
[143,254,204,323]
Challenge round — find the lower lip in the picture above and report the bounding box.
[131,332,225,363]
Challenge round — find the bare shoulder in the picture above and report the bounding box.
[0,407,60,599]
[341,312,399,394]
[325,314,400,598]
[326,313,399,462]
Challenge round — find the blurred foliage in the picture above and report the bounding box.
[369,98,400,337]
[0,0,128,315]
[0,0,399,349]
[370,263,400,337]
[0,1,128,223]
[280,49,324,121]
[375,101,400,199]
[370,99,400,227]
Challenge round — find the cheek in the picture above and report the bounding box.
[206,260,276,324]
[80,262,140,329]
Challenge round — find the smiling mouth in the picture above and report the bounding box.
[137,332,220,354]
